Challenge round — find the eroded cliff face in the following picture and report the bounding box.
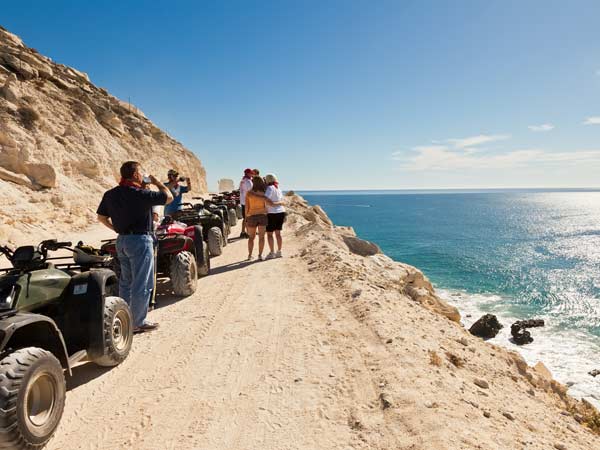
[0,26,207,243]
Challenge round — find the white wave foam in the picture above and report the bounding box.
[439,288,600,408]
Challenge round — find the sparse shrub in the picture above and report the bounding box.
[567,400,600,435]
[429,350,442,367]
[17,105,40,130]
[445,351,464,368]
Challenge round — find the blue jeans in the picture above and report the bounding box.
[116,234,154,328]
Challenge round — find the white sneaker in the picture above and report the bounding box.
[258,254,264,261]
[265,252,276,260]
[275,251,282,258]
[247,255,254,261]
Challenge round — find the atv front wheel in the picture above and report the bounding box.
[198,242,210,277]
[228,208,238,227]
[221,219,229,246]
[235,204,243,219]
[93,296,133,367]
[0,347,66,449]
[207,227,223,256]
[170,251,197,296]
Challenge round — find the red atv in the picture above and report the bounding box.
[100,223,209,300]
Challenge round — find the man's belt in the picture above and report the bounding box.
[119,231,154,235]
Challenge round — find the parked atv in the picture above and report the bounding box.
[197,200,231,243]
[206,194,239,227]
[155,220,210,278]
[170,203,227,257]
[208,204,231,238]
[218,190,243,219]
[100,229,203,299]
[0,239,133,449]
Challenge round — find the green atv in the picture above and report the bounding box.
[171,203,228,257]
[0,239,133,449]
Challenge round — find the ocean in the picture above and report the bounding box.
[300,189,600,406]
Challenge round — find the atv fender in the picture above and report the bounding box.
[0,312,71,375]
[62,269,118,360]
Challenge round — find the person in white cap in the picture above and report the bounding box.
[264,173,285,259]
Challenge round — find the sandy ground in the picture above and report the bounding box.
[47,222,382,449]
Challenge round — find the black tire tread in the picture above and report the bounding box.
[170,251,197,296]
[93,296,133,367]
[228,209,238,227]
[207,227,223,257]
[198,244,210,277]
[0,348,65,449]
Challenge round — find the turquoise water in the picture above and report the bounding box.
[301,189,600,403]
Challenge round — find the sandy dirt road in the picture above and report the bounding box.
[47,223,388,450]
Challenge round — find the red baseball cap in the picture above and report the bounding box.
[244,168,253,175]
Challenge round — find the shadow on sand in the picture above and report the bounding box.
[67,364,113,391]
[209,259,257,275]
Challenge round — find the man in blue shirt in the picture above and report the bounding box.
[164,169,192,216]
[97,161,173,333]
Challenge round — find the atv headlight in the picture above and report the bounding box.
[0,285,15,309]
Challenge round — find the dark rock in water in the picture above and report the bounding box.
[512,328,533,345]
[589,369,600,377]
[469,314,503,339]
[510,319,544,345]
[513,319,545,329]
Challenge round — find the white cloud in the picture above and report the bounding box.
[446,134,510,149]
[528,124,554,132]
[393,146,600,172]
[583,117,600,125]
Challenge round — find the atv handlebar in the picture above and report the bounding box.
[40,239,73,252]
[0,245,13,259]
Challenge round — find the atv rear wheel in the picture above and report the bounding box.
[170,251,197,296]
[228,208,238,227]
[235,204,243,219]
[93,296,133,367]
[207,227,223,256]
[0,347,66,449]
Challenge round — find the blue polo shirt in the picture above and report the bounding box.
[97,185,167,234]
[164,184,189,215]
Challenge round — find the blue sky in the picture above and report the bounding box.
[3,0,600,190]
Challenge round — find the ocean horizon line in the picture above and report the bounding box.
[295,187,600,194]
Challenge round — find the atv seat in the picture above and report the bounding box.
[12,246,43,270]
[72,248,110,265]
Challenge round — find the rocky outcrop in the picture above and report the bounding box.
[0,25,207,243]
[303,205,333,226]
[469,314,503,339]
[218,178,234,192]
[342,235,381,256]
[288,193,460,323]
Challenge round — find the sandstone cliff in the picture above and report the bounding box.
[0,26,207,243]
